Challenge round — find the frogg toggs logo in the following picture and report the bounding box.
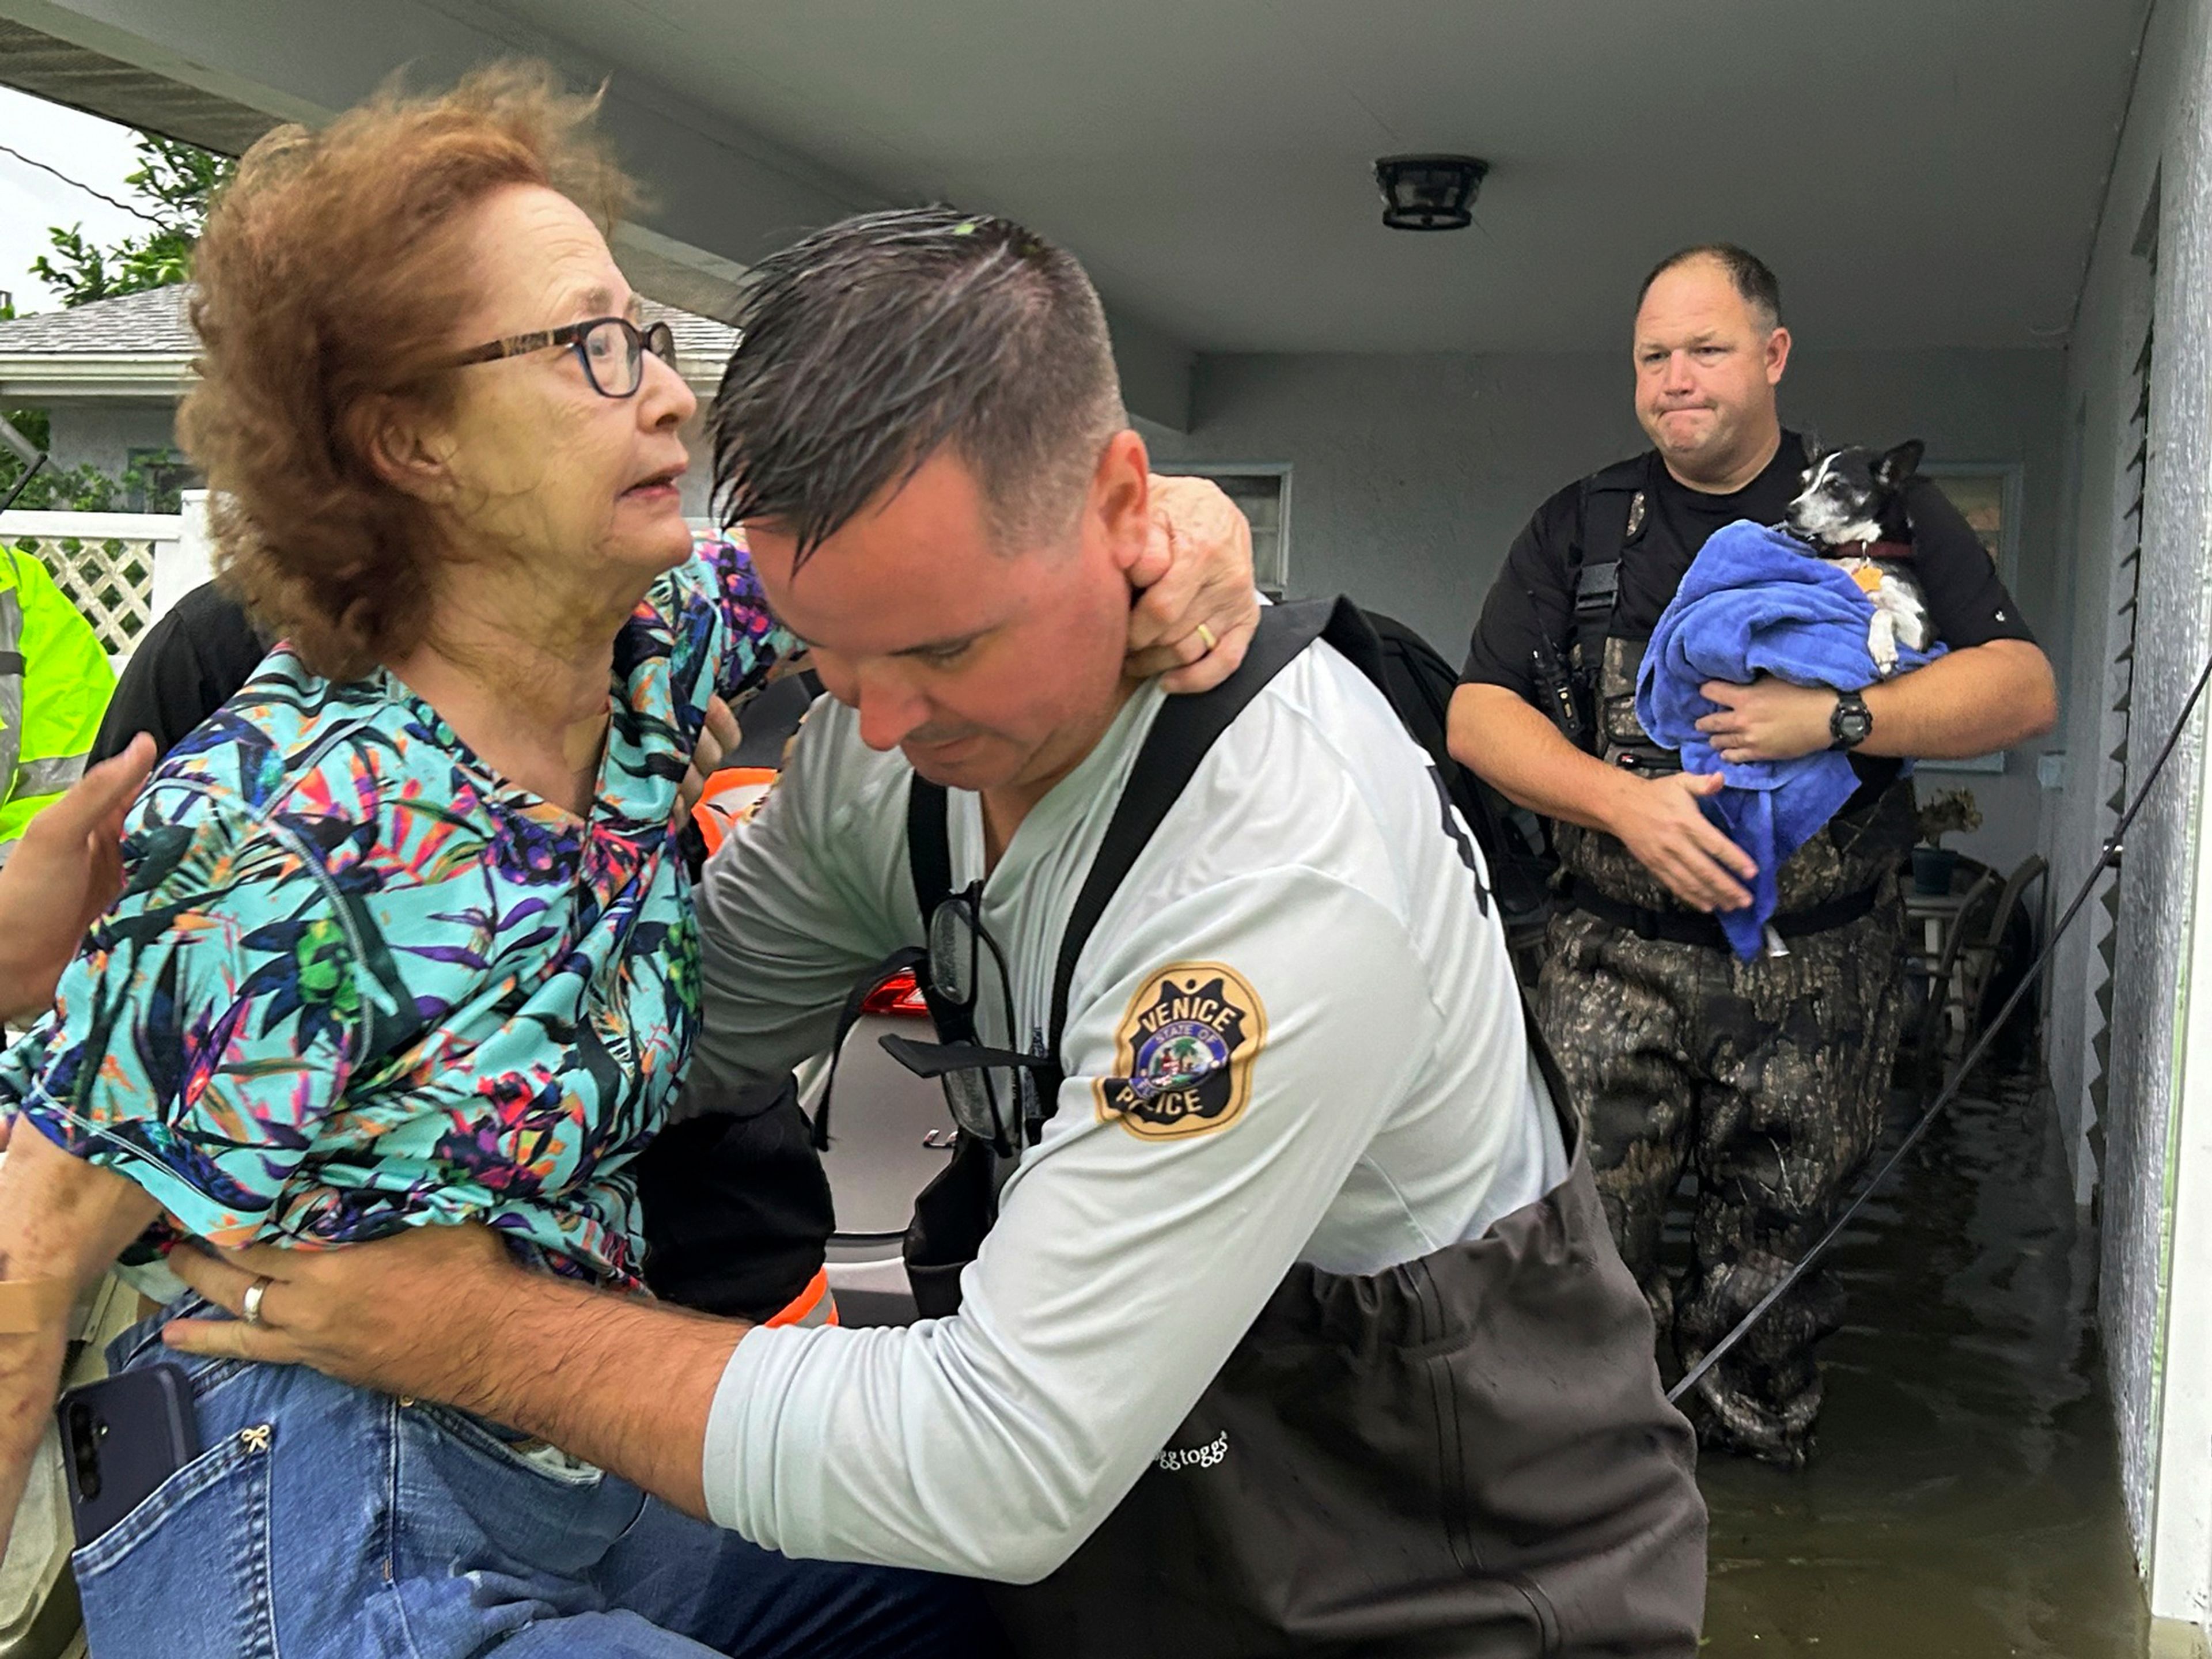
[1156,1431,1229,1474]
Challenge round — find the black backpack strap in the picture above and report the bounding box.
[1550,454,1656,754]
[1040,598,1346,1072]
[895,598,1343,1100]
[893,601,1340,1319]
[906,772,955,919]
[810,773,959,1151]
[1567,454,1653,709]
[891,767,997,1320]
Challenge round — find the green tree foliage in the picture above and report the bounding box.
[2,132,230,510]
[28,133,231,308]
[0,408,126,512]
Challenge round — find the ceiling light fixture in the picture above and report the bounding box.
[1373,154,1488,232]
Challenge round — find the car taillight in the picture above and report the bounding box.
[861,970,930,1017]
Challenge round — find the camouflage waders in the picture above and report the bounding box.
[1539,638,1912,1463]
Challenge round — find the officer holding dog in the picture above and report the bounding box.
[1447,244,2058,1463]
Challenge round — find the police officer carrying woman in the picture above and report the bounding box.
[1449,245,2057,1464]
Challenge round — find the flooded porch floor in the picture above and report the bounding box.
[1694,1080,2154,1657]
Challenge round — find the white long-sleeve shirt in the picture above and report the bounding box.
[685,638,1565,1582]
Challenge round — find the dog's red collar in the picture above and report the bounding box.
[1839,538,1914,560]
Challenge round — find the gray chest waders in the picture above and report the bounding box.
[827,601,1707,1658]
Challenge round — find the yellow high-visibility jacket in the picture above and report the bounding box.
[0,544,115,860]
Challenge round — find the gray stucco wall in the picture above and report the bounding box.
[2054,0,2212,1582]
[1149,344,2069,875]
[31,396,724,520]
[40,399,179,479]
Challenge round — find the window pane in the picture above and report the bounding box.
[1929,473,2004,565]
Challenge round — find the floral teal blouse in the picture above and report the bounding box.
[0,537,790,1288]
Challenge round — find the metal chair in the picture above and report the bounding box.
[1953,853,2047,1060]
[1910,863,1999,1085]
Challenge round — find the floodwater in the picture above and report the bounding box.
[1693,1078,2153,1657]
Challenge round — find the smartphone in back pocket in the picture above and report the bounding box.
[56,1365,200,1547]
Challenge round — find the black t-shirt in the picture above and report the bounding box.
[1460,433,2038,700]
[90,580,271,765]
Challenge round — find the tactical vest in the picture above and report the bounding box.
[1552,449,1916,923]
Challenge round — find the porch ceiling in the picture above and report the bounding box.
[0,1,2154,359]
[492,0,2150,354]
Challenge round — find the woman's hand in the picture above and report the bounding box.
[0,735,156,1023]
[1124,475,1261,693]
[680,696,743,815]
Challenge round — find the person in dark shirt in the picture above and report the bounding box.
[1448,244,2056,1465]
[89,580,270,766]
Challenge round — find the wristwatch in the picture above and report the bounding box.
[1830,690,1873,751]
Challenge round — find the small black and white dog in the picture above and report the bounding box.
[1783,438,1934,677]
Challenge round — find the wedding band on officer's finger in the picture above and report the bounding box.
[1195,622,1218,654]
[241,1275,273,1328]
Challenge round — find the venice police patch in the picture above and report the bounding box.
[1094,962,1267,1141]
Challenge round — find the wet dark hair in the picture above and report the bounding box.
[709,206,1126,566]
[1638,243,1782,329]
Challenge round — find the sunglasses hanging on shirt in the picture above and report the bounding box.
[885,884,1051,1158]
[818,883,1051,1160]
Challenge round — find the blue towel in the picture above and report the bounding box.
[1634,520,1944,959]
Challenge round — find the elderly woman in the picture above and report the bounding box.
[0,66,1253,1659]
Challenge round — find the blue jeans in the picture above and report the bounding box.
[73,1298,1004,1658]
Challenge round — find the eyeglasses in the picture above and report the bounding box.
[448,316,678,399]
[880,882,1050,1157]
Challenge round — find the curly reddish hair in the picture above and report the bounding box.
[180,62,634,679]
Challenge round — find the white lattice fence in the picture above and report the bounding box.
[0,509,187,664]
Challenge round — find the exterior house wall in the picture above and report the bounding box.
[2121,0,2212,1620]
[22,395,721,520]
[2044,0,2212,1618]
[40,399,179,479]
[1149,344,2069,876]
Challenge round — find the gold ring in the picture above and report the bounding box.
[241,1277,272,1327]
[1195,622,1219,654]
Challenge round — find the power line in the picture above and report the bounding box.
[0,141,166,230]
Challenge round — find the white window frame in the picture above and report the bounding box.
[1153,463,1291,597]
[1918,459,2024,591]
[1914,459,2027,775]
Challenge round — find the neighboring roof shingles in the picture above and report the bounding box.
[0,286,194,354]
[0,286,737,369]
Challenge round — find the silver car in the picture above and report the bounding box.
[694,675,945,1330]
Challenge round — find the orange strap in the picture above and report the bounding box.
[691,768,781,858]
[763,1267,839,1330]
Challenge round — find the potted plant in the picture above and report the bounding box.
[1913,787,1982,895]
